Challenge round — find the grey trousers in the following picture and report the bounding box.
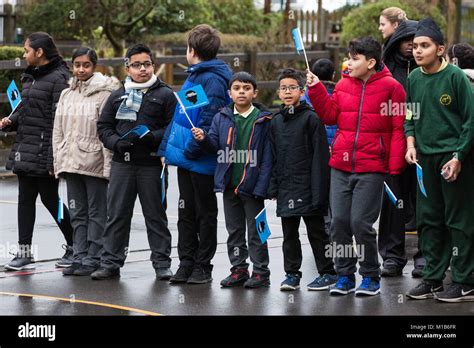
[100,161,171,270]
[329,169,384,278]
[223,190,270,275]
[65,173,108,268]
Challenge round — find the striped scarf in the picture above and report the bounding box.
[115,74,157,121]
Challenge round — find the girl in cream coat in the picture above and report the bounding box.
[53,47,119,276]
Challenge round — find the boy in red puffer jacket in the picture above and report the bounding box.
[306,37,406,297]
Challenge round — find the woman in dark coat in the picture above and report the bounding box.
[378,19,423,278]
[0,32,74,271]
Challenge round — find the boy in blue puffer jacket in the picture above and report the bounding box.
[192,72,273,288]
[158,24,232,284]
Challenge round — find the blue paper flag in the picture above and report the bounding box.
[161,164,166,204]
[255,207,271,244]
[383,181,398,206]
[176,84,209,110]
[7,80,21,112]
[291,27,305,55]
[121,125,150,139]
[416,163,428,198]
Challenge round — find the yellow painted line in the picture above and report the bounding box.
[405,231,418,235]
[0,291,162,316]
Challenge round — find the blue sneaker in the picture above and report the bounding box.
[280,273,300,291]
[307,273,338,291]
[329,275,356,295]
[355,277,381,296]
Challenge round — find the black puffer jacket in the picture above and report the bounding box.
[268,102,330,217]
[382,20,418,89]
[6,57,70,176]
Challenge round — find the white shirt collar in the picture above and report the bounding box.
[234,104,255,118]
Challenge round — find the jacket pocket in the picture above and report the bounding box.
[142,96,164,120]
[76,141,104,174]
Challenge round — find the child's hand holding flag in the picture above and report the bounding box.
[306,70,320,87]
[191,127,205,142]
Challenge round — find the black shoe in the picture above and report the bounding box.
[74,265,98,276]
[381,266,403,277]
[169,265,193,283]
[244,272,270,288]
[91,267,120,280]
[220,267,250,287]
[4,252,36,271]
[412,267,423,278]
[62,263,81,276]
[55,244,74,268]
[187,266,212,284]
[155,267,173,280]
[406,280,443,300]
[436,283,474,303]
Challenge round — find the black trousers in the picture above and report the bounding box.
[281,215,336,277]
[176,168,218,270]
[17,175,73,246]
[378,174,408,269]
[100,162,171,270]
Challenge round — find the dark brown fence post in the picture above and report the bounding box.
[245,50,257,76]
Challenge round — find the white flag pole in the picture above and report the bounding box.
[297,27,310,71]
[174,92,195,128]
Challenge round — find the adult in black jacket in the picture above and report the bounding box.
[92,44,177,280]
[0,32,74,271]
[382,20,417,89]
[379,20,422,278]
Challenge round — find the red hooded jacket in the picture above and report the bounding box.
[308,65,406,175]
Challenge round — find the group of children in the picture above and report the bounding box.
[2,18,473,303]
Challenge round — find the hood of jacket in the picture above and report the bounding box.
[69,72,120,97]
[186,58,232,83]
[23,56,69,80]
[463,68,474,82]
[219,102,273,122]
[383,20,418,60]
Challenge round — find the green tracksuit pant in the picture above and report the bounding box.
[416,152,474,285]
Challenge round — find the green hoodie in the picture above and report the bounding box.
[404,61,474,161]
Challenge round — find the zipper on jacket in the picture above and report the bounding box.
[352,81,366,173]
[379,136,385,161]
[233,115,272,195]
[407,60,411,76]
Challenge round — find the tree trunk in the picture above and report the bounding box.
[264,0,271,14]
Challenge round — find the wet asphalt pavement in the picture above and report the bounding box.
[0,169,472,316]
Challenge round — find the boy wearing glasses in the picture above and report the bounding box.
[268,68,337,291]
[93,44,177,280]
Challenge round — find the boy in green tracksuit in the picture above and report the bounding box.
[404,18,474,303]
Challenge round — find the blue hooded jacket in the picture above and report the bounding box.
[158,59,232,175]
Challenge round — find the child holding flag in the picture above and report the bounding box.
[158,24,232,284]
[268,68,337,291]
[306,37,407,296]
[404,19,474,302]
[191,72,273,288]
[93,44,176,280]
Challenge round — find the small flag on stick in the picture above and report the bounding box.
[291,27,310,71]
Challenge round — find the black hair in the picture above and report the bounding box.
[229,71,257,90]
[311,58,335,81]
[125,44,153,64]
[72,47,98,65]
[448,43,474,69]
[277,68,305,88]
[26,32,60,60]
[348,37,382,70]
